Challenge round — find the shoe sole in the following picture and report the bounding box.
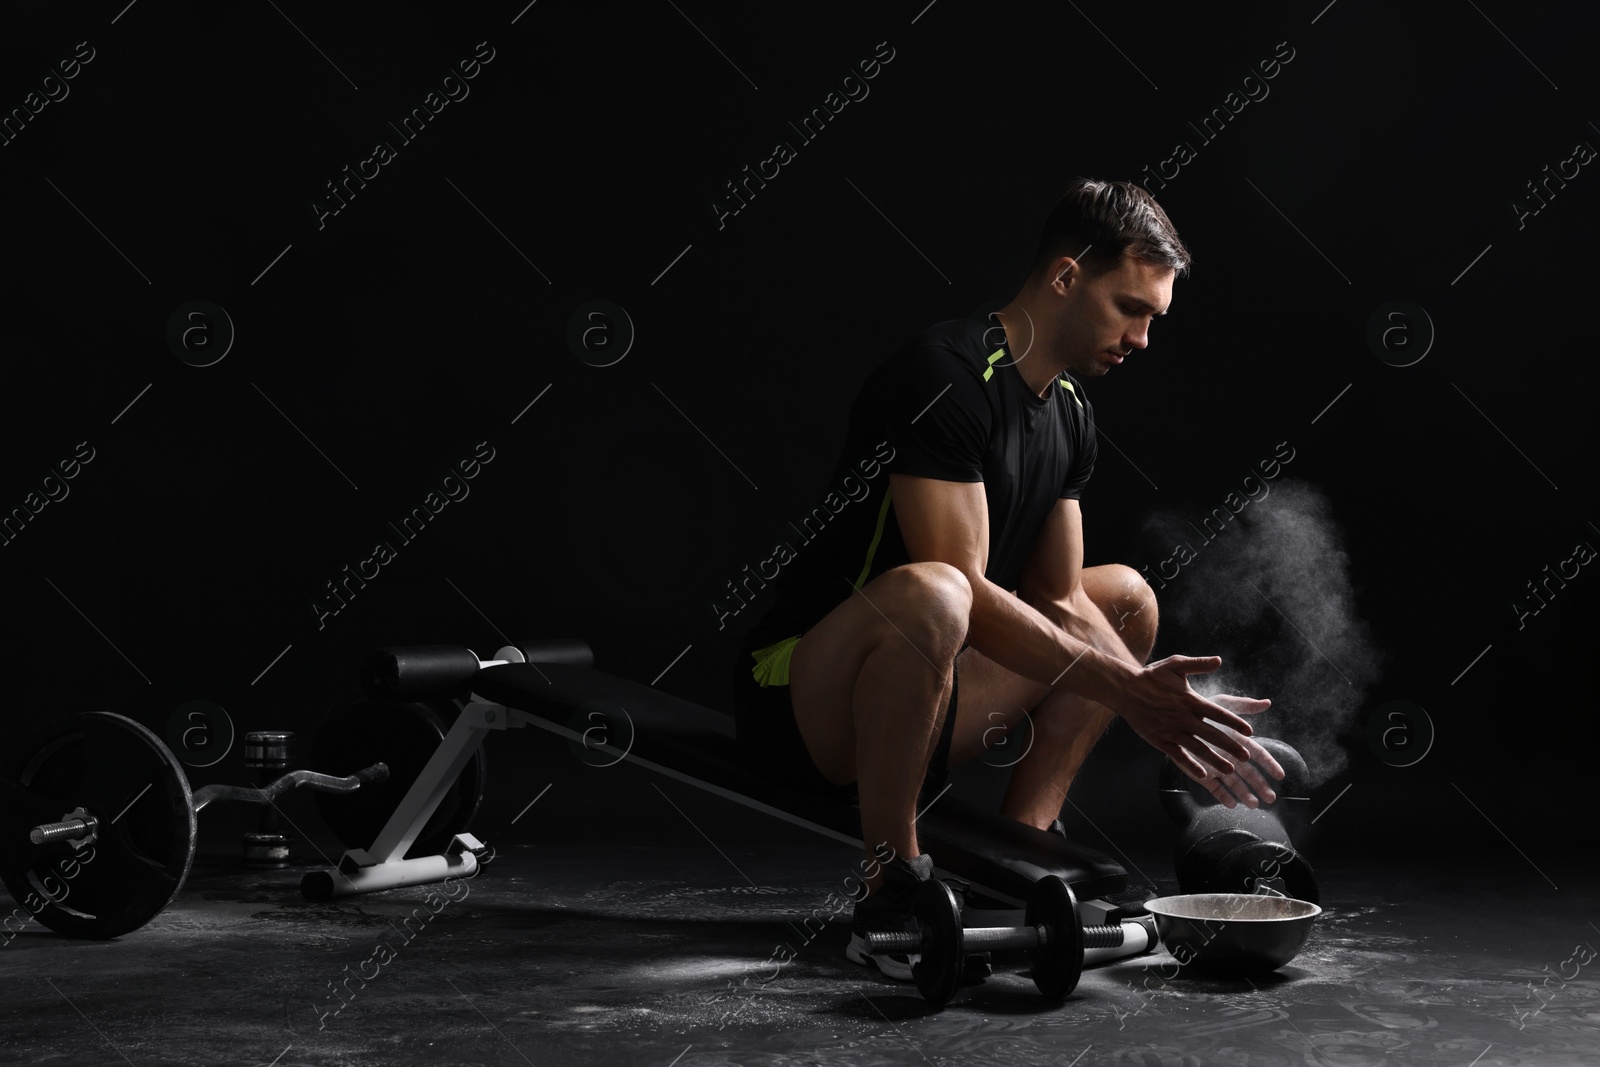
[846,935,993,985]
[846,932,917,981]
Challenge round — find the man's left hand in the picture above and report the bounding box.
[1181,695,1286,808]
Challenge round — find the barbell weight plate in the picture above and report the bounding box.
[1026,875,1084,1000]
[0,712,197,939]
[909,878,964,1007]
[310,695,487,857]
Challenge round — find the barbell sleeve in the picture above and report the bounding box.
[29,813,99,846]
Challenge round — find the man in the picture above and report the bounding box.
[733,178,1285,980]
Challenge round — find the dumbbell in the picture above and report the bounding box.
[865,875,1135,1006]
[243,731,294,868]
[1159,736,1319,904]
[1,711,389,940]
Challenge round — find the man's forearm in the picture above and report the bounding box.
[1031,587,1145,669]
[963,574,1139,707]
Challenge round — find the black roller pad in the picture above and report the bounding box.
[362,645,482,700]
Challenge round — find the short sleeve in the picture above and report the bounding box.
[1059,392,1098,499]
[877,344,991,482]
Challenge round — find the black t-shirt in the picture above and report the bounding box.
[736,313,1098,657]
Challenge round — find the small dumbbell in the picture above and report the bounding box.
[243,732,294,868]
[866,876,1127,1006]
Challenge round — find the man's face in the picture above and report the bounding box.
[1048,253,1174,378]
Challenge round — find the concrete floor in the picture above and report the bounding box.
[3,800,1596,1067]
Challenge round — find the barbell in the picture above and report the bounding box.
[0,711,388,940]
[0,643,546,940]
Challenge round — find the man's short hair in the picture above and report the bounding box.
[1030,178,1191,280]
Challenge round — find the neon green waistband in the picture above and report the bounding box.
[750,634,802,687]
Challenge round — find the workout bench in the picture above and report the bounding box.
[301,640,1158,970]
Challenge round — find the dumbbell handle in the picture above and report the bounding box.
[869,923,1049,955]
[868,921,1127,956]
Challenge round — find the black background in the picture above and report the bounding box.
[1,1,1593,860]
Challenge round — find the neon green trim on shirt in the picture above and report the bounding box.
[853,485,895,590]
[981,346,1006,382]
[751,488,895,688]
[1058,377,1084,409]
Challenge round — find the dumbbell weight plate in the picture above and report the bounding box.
[0,712,197,939]
[310,695,486,857]
[909,878,965,1007]
[1026,875,1084,999]
[1180,830,1320,905]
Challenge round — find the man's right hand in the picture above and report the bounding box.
[1113,654,1275,788]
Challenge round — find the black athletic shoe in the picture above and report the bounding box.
[845,853,934,980]
[846,857,993,985]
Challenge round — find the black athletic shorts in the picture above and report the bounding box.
[732,633,959,807]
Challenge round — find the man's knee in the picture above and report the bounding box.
[874,562,972,652]
[1094,564,1158,656]
[1099,562,1156,610]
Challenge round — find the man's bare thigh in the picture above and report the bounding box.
[785,563,966,785]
